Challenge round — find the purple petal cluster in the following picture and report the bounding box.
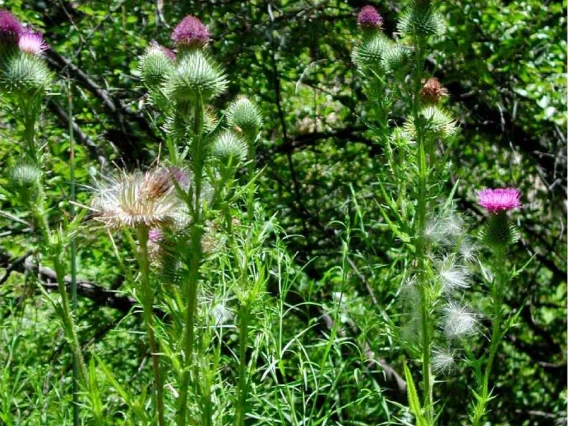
[357,6,383,30]
[0,9,22,40]
[18,30,47,55]
[150,40,175,61]
[477,188,522,213]
[171,16,209,48]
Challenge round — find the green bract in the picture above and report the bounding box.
[166,51,227,103]
[404,105,457,140]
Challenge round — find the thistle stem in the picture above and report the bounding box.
[471,249,506,426]
[412,35,434,422]
[177,96,206,426]
[235,303,250,426]
[136,226,165,426]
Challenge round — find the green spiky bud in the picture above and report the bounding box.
[397,2,445,38]
[352,33,391,73]
[8,163,41,204]
[404,105,457,140]
[211,130,247,172]
[381,44,411,73]
[0,52,52,96]
[166,51,227,103]
[226,96,262,142]
[139,41,175,87]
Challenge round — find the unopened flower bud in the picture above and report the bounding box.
[166,50,227,103]
[226,96,262,142]
[140,41,175,87]
[212,130,247,172]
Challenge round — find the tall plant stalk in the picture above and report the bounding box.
[136,226,165,426]
[177,96,206,426]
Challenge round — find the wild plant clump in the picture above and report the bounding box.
[0,3,534,426]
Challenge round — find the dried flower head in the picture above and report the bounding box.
[443,302,476,338]
[432,349,455,373]
[171,16,210,49]
[0,10,22,42]
[477,188,522,213]
[438,257,469,291]
[420,77,448,104]
[358,6,383,30]
[18,31,47,55]
[90,167,188,229]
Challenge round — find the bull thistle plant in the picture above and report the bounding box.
[353,2,524,425]
[90,14,264,426]
[0,4,536,426]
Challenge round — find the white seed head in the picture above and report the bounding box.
[443,301,477,339]
[90,167,189,230]
[438,257,469,291]
[432,349,456,373]
[459,238,478,264]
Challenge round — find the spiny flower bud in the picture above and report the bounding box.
[166,50,227,103]
[171,16,210,49]
[226,96,262,141]
[212,130,247,171]
[420,77,448,104]
[358,6,383,32]
[404,105,457,140]
[139,41,175,87]
[0,53,53,95]
[397,4,445,38]
[0,10,22,44]
[9,163,41,203]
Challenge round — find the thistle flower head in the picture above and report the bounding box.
[0,10,22,42]
[358,6,383,30]
[443,301,476,339]
[90,167,189,230]
[139,41,175,87]
[420,77,448,104]
[18,30,47,55]
[171,16,210,49]
[477,188,522,213]
[212,130,248,169]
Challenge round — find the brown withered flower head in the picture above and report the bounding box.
[420,77,448,104]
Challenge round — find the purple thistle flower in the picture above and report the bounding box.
[477,188,522,213]
[0,9,23,42]
[171,16,209,49]
[18,30,47,55]
[357,6,383,30]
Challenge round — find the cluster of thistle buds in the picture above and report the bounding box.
[92,16,262,238]
[0,10,51,96]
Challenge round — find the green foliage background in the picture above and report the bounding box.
[0,0,565,425]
